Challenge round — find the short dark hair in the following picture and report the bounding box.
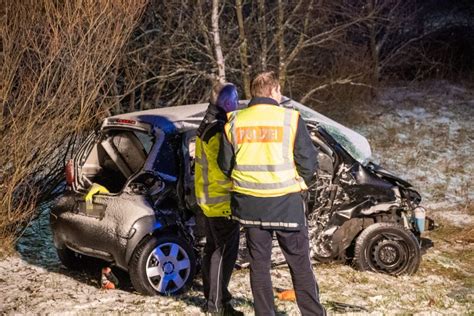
[250,71,279,98]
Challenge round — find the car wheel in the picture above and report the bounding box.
[129,235,196,295]
[353,222,421,275]
[56,247,86,270]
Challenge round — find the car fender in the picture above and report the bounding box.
[331,217,374,260]
[124,214,181,268]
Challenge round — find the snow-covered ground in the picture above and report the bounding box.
[1,81,473,314]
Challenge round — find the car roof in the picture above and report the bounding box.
[103,101,251,134]
[104,103,209,133]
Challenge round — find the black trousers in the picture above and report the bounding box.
[245,226,326,316]
[202,216,240,312]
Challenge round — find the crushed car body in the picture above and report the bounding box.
[51,104,206,295]
[282,98,434,274]
[50,99,434,295]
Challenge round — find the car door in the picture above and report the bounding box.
[180,130,198,212]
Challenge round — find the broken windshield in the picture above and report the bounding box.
[282,98,372,164]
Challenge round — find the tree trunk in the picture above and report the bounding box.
[367,0,380,85]
[236,0,251,98]
[276,0,286,91]
[258,0,268,71]
[211,0,226,83]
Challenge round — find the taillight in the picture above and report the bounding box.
[65,159,74,186]
[113,118,136,125]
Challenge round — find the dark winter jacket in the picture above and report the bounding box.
[196,104,226,139]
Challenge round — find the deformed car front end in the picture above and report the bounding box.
[283,99,434,275]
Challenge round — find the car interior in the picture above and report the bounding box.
[79,130,152,193]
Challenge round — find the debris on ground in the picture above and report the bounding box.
[276,289,296,302]
[101,267,119,290]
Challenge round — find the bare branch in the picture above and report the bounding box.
[301,78,372,104]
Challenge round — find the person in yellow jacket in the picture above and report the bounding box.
[218,72,325,316]
[194,82,243,316]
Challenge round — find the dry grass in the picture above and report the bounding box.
[0,0,147,253]
[430,220,474,245]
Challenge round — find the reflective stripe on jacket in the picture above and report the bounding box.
[223,104,307,197]
[195,123,232,217]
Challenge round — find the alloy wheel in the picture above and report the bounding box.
[145,242,191,294]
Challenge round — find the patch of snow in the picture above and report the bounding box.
[425,201,457,210]
[433,116,452,124]
[435,211,474,227]
[397,133,408,141]
[396,107,432,121]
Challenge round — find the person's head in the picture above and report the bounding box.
[216,83,239,113]
[250,71,282,103]
[210,81,226,105]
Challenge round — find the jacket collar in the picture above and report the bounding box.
[196,104,226,137]
[247,97,280,107]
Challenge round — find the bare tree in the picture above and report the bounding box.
[117,1,376,108]
[275,0,315,90]
[114,1,227,110]
[236,1,374,101]
[0,0,147,251]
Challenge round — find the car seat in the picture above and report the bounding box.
[101,131,147,179]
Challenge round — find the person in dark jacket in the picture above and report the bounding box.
[218,71,325,316]
[195,82,243,316]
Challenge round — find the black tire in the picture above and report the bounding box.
[56,247,87,270]
[353,222,421,275]
[129,235,196,295]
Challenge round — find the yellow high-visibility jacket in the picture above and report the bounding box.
[195,122,232,217]
[223,104,307,197]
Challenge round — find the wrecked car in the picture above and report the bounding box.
[280,98,434,275]
[51,105,204,295]
[50,99,433,296]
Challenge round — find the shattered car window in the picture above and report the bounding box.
[283,98,372,164]
[153,133,180,181]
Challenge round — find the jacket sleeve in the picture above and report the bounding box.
[294,116,318,185]
[217,130,235,178]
